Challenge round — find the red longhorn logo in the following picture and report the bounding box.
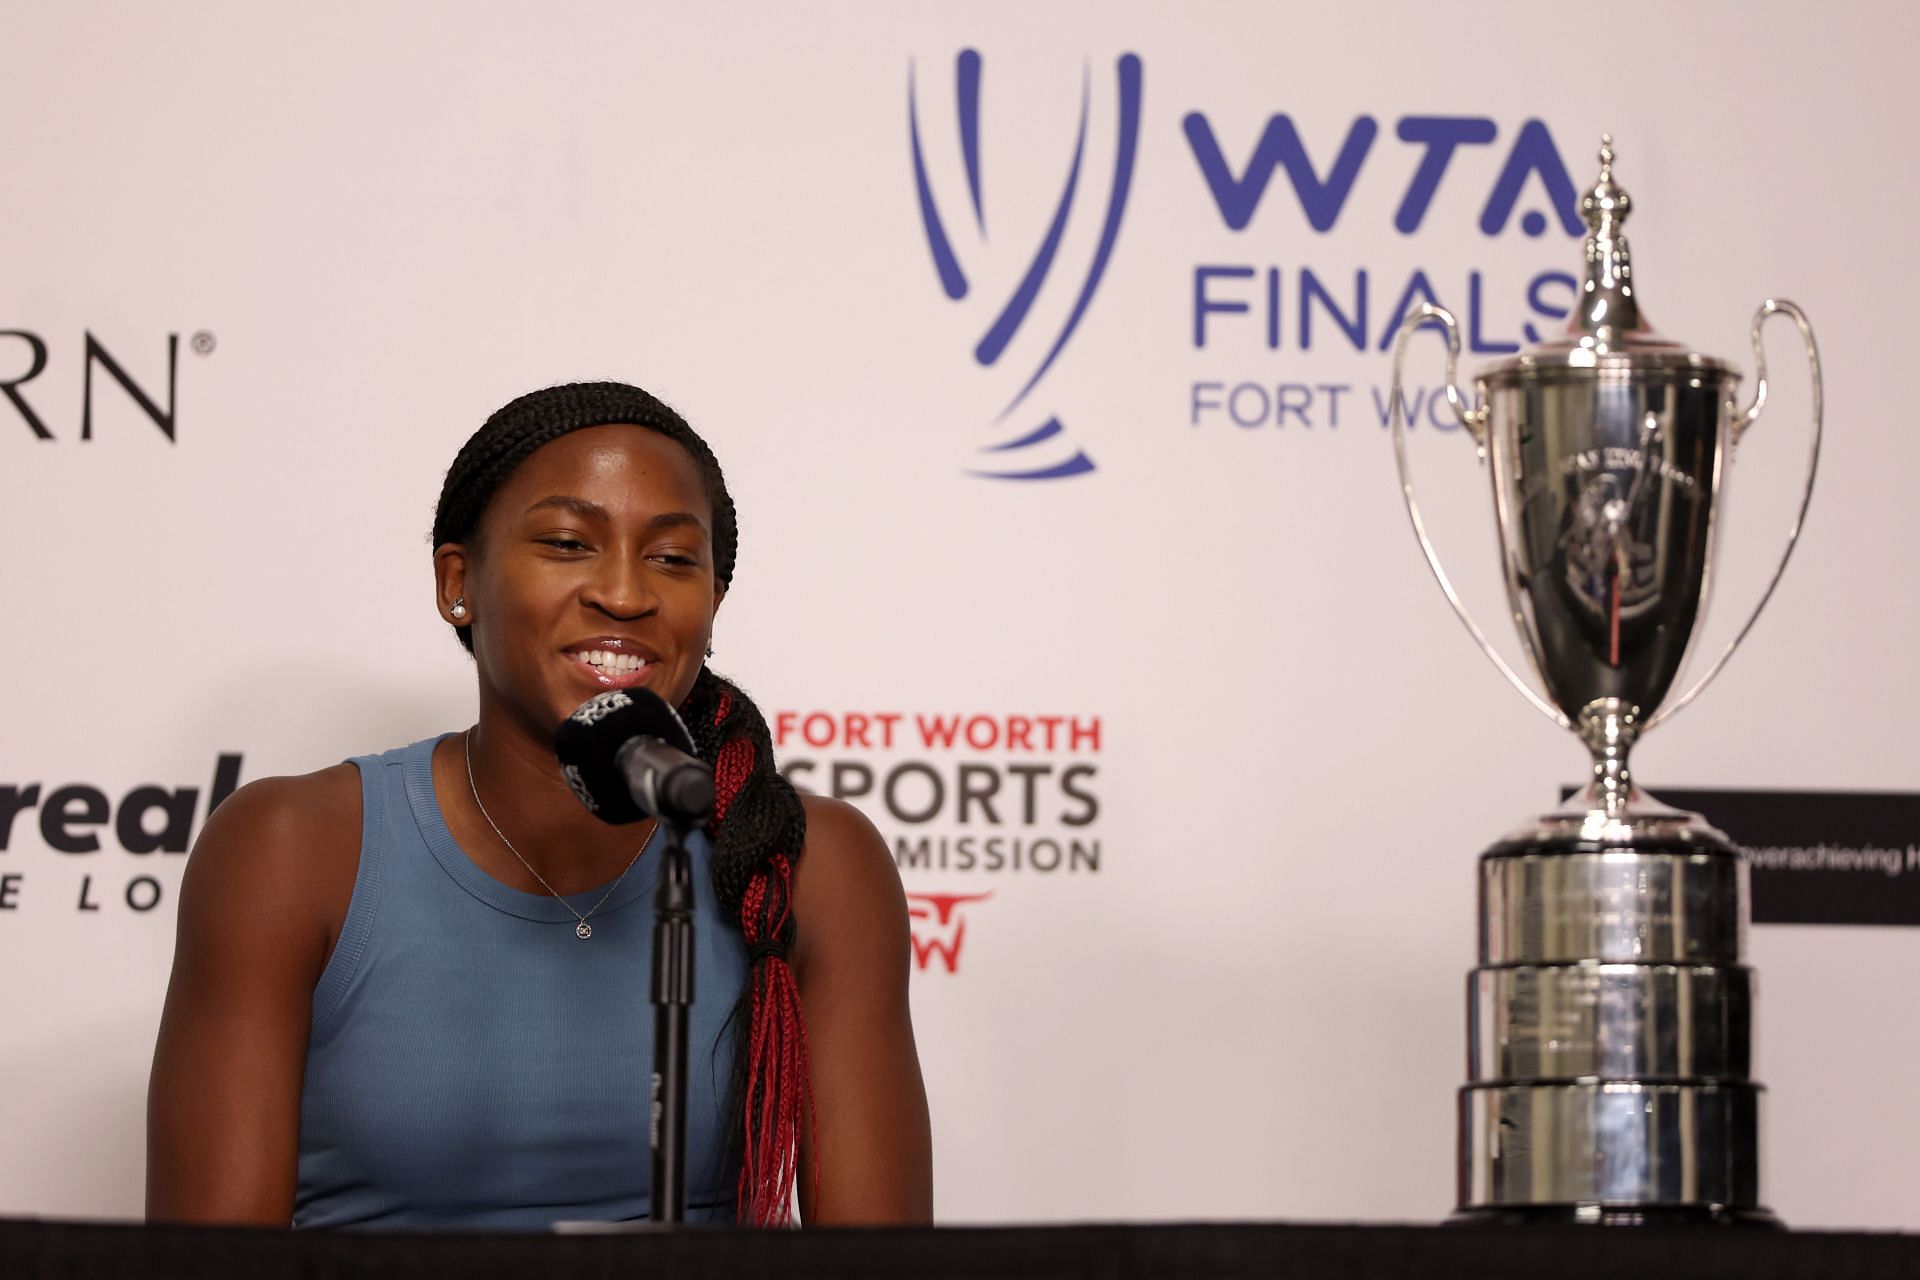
[905,891,994,973]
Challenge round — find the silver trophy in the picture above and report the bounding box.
[1387,138,1822,1225]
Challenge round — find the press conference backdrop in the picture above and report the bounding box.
[3,0,1914,1229]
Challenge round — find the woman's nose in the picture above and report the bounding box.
[581,548,658,619]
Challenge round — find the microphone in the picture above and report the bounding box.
[554,688,716,826]
[556,687,708,1224]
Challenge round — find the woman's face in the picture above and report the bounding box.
[439,424,723,732]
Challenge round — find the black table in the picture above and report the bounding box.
[5,1217,1919,1279]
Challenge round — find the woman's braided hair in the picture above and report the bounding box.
[431,382,812,1225]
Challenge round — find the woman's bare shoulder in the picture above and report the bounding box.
[194,763,361,867]
[179,762,364,964]
[795,793,900,890]
[790,794,908,973]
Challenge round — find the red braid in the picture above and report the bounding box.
[711,690,816,1225]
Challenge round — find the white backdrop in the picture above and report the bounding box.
[2,0,1916,1228]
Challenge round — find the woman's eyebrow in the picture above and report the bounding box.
[523,496,706,533]
[523,495,609,521]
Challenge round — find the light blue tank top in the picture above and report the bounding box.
[293,736,745,1230]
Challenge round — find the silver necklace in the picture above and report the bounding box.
[463,729,649,940]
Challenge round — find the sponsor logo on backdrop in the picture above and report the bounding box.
[777,709,1103,974]
[0,329,215,442]
[905,891,992,973]
[908,50,1586,476]
[0,755,243,916]
[909,50,1141,480]
[1554,785,1920,926]
[1659,789,1920,927]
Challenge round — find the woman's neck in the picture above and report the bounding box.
[453,714,656,894]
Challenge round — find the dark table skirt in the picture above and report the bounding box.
[4,1216,1919,1279]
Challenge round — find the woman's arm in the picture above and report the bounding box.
[145,768,358,1225]
[790,795,934,1224]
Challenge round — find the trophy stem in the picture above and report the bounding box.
[1577,697,1640,818]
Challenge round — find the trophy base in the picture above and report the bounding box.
[1460,804,1770,1226]
[1458,1082,1764,1213]
[1449,1204,1783,1229]
[1478,839,1748,965]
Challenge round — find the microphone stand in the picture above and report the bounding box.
[649,816,696,1225]
[549,704,716,1236]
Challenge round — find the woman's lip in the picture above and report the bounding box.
[562,636,660,660]
[565,652,657,690]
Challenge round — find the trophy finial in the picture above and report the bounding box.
[1581,134,1633,237]
[1573,131,1644,345]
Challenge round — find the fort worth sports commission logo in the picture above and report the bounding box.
[910,50,1594,480]
[776,707,1104,974]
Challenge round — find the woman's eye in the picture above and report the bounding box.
[653,552,699,568]
[538,537,588,552]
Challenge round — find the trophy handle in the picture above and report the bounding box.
[1646,299,1823,731]
[1390,304,1571,729]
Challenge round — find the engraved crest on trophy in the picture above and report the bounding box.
[1386,137,1823,1224]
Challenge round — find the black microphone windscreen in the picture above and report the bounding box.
[554,688,699,823]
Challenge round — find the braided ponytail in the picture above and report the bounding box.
[681,667,814,1225]
[431,382,812,1225]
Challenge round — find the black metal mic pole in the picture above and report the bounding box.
[649,818,695,1225]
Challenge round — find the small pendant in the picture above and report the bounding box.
[575,921,593,940]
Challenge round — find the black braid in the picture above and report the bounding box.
[430,381,807,1195]
[681,668,807,922]
[681,666,809,1170]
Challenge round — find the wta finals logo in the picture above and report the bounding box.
[907,50,1142,480]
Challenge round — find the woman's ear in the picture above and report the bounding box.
[704,585,725,656]
[433,544,470,627]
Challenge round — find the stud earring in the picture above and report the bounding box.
[450,597,468,620]
[705,639,715,658]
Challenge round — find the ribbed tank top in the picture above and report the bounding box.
[293,736,745,1230]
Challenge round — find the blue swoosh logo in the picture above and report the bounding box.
[910,51,1142,481]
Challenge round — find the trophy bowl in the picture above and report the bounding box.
[1387,137,1822,1225]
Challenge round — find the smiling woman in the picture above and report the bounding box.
[144,382,932,1230]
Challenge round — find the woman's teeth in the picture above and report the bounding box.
[579,650,645,673]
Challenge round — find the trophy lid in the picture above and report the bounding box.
[1481,136,1735,383]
